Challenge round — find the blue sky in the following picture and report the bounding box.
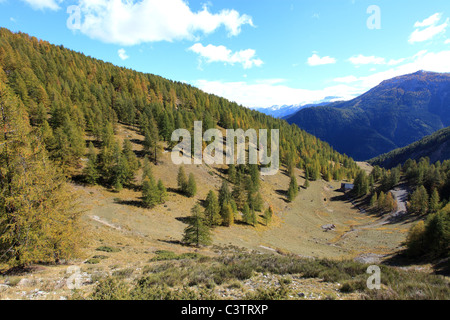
[1,0,450,108]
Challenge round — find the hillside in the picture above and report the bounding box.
[286,71,450,161]
[369,126,450,168]
[1,28,448,301]
[0,122,430,300]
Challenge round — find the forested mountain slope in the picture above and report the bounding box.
[0,28,358,180]
[286,71,450,161]
[370,126,450,169]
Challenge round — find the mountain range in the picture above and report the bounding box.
[256,98,339,118]
[285,71,450,161]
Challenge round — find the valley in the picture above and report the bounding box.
[0,123,420,300]
[0,26,449,302]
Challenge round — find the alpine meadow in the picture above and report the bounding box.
[0,0,449,305]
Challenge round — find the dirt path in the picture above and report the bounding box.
[332,185,410,261]
[389,187,408,221]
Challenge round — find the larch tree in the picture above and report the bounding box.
[157,179,168,204]
[182,204,212,247]
[287,175,299,202]
[220,202,234,227]
[0,84,80,267]
[429,189,441,214]
[204,190,221,227]
[218,179,231,209]
[84,141,99,185]
[263,206,274,226]
[186,173,197,198]
[122,139,139,185]
[142,177,158,209]
[177,166,188,194]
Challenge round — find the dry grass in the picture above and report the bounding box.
[0,123,425,300]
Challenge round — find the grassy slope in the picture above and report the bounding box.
[0,123,429,300]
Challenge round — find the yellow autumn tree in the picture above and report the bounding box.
[0,83,81,267]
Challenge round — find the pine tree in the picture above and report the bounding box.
[370,192,378,208]
[111,141,129,191]
[142,177,159,209]
[232,173,247,210]
[186,173,197,198]
[122,139,139,184]
[410,186,429,215]
[429,189,441,213]
[287,175,299,202]
[353,170,369,197]
[160,112,174,142]
[242,204,252,225]
[143,116,160,164]
[385,192,396,212]
[263,206,274,226]
[182,204,212,247]
[218,179,231,208]
[220,202,234,227]
[84,141,99,185]
[249,164,260,191]
[0,83,80,267]
[204,190,221,226]
[228,164,236,183]
[406,220,426,257]
[286,155,295,177]
[177,166,188,194]
[250,192,264,212]
[142,158,153,182]
[157,179,168,204]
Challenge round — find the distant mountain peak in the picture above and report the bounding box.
[256,96,342,118]
[286,71,450,161]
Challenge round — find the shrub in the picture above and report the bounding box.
[96,246,121,253]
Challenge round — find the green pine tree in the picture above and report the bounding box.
[287,175,299,202]
[142,177,159,209]
[182,204,212,247]
[429,189,441,213]
[204,190,221,226]
[157,179,168,204]
[263,206,274,226]
[221,202,234,227]
[177,166,188,194]
[0,83,80,267]
[84,141,99,185]
[186,173,197,198]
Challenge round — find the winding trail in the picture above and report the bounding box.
[333,185,410,246]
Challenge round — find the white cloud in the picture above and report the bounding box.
[335,50,450,92]
[193,79,359,109]
[414,13,442,28]
[194,49,450,109]
[445,39,450,44]
[348,55,405,66]
[307,53,336,66]
[348,54,385,65]
[118,48,129,60]
[188,43,263,69]
[409,13,449,44]
[77,0,254,46]
[387,58,406,66]
[19,0,61,11]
